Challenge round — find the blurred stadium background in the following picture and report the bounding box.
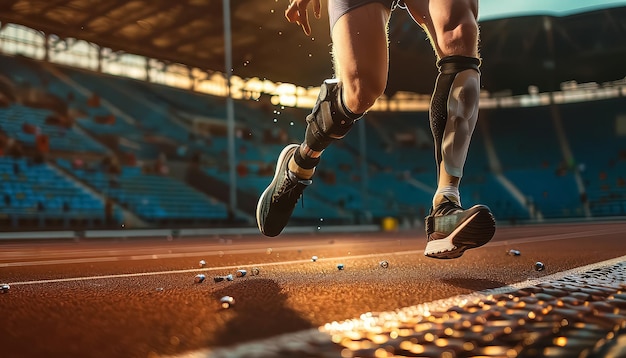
[0,0,624,235]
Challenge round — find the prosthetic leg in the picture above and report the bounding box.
[256,79,362,237]
[293,79,362,170]
[424,55,496,259]
[430,55,480,189]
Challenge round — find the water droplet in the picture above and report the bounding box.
[308,53,312,57]
[251,267,260,276]
[273,118,278,123]
[311,255,318,262]
[290,121,294,126]
[1,284,10,293]
[534,262,545,271]
[507,249,521,256]
[199,260,206,267]
[337,264,344,270]
[194,274,206,283]
[379,260,389,269]
[236,269,247,277]
[317,226,321,230]
[266,248,273,255]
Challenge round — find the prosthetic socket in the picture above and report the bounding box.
[294,79,362,169]
[430,56,481,179]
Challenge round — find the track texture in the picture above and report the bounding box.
[1,222,626,357]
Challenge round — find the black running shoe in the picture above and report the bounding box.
[424,196,496,259]
[256,144,312,237]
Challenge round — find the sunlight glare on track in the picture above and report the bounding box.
[194,254,626,358]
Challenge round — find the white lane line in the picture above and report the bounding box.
[496,226,625,246]
[5,226,625,286]
[0,238,399,267]
[2,226,622,269]
[170,254,626,358]
[6,250,424,286]
[0,238,380,258]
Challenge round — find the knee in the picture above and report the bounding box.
[341,74,386,114]
[433,0,479,57]
[438,21,478,57]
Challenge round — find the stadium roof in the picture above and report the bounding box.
[478,0,626,20]
[0,0,625,95]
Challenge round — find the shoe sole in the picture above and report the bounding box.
[424,206,496,259]
[256,144,300,237]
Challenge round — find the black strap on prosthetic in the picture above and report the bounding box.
[294,79,361,169]
[430,56,480,174]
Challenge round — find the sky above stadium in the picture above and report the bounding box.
[478,0,626,20]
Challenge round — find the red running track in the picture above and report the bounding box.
[1,221,625,357]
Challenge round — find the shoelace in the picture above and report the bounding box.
[432,195,463,216]
[273,171,309,207]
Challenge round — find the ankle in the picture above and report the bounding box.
[288,156,315,179]
[433,186,460,207]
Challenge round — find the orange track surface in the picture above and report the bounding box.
[1,222,625,357]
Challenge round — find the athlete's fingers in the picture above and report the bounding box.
[285,0,315,36]
[299,6,311,35]
[285,2,299,23]
[313,0,321,19]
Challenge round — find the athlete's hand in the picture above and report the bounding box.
[285,0,322,36]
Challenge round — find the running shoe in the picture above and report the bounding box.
[256,144,312,237]
[424,196,496,259]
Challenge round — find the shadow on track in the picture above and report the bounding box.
[211,278,314,347]
[440,277,507,292]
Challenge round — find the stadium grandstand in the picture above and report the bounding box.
[0,0,624,234]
